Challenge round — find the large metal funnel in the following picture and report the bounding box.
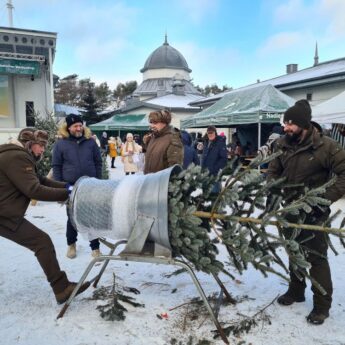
[68,165,181,252]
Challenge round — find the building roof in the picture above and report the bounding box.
[133,77,201,96]
[190,57,345,107]
[145,93,204,109]
[140,35,191,73]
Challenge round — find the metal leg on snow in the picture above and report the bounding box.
[174,259,229,345]
[93,239,127,288]
[57,256,106,319]
[212,273,237,305]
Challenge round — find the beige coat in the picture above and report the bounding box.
[122,141,142,173]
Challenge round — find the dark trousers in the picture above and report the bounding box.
[0,219,69,294]
[111,157,115,168]
[125,172,135,175]
[285,223,332,312]
[66,216,100,250]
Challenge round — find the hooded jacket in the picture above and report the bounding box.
[181,131,199,169]
[201,135,228,176]
[52,124,102,184]
[0,141,68,231]
[144,125,183,174]
[268,127,345,203]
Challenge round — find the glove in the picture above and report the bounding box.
[308,205,331,223]
[65,183,74,195]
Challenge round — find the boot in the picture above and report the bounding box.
[91,249,102,258]
[66,243,76,259]
[277,291,305,306]
[55,281,90,305]
[306,308,329,325]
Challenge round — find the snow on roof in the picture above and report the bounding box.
[144,93,205,109]
[54,103,82,116]
[190,57,345,106]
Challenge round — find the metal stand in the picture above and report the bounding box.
[57,239,230,345]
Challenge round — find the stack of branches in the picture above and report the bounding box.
[168,152,345,291]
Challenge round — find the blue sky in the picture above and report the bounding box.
[2,0,345,90]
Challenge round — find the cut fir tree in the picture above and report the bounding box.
[167,155,345,291]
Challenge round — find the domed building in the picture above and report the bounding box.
[108,35,204,129]
[134,35,201,100]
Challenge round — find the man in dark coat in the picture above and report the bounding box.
[181,130,199,169]
[268,100,345,325]
[0,128,89,304]
[201,126,228,192]
[52,114,102,259]
[143,110,183,174]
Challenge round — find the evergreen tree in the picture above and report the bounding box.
[33,112,59,177]
[80,81,101,125]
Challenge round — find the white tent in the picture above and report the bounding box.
[312,90,345,124]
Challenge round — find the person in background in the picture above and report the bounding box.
[0,128,90,304]
[181,130,200,169]
[121,132,142,175]
[91,134,100,146]
[201,125,228,192]
[52,114,102,259]
[108,136,118,169]
[100,131,108,157]
[268,99,345,325]
[143,109,183,174]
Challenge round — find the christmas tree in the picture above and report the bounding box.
[168,154,345,292]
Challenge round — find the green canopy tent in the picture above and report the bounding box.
[90,114,149,131]
[181,84,295,148]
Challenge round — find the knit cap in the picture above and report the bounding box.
[283,100,311,129]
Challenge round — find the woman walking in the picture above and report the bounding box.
[121,133,142,175]
[108,136,118,168]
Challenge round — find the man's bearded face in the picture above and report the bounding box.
[284,123,303,143]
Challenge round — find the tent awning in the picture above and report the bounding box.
[181,84,294,128]
[90,114,149,131]
[312,90,345,124]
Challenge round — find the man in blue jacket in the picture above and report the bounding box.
[52,114,102,259]
[201,126,228,192]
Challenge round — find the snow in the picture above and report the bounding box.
[1,157,345,345]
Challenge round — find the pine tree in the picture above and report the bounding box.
[80,81,100,125]
[168,154,345,291]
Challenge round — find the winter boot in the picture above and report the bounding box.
[277,291,305,306]
[55,281,90,305]
[91,249,102,258]
[66,243,77,259]
[306,308,329,325]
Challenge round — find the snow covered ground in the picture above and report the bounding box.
[1,157,345,345]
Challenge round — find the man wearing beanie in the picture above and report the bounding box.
[143,109,183,174]
[0,128,90,305]
[268,99,345,325]
[52,114,102,258]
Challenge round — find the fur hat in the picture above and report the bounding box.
[149,110,171,124]
[65,114,83,128]
[283,100,312,129]
[18,128,49,147]
[207,125,217,133]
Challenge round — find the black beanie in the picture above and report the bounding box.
[65,114,83,128]
[283,101,311,129]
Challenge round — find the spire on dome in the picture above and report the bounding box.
[164,32,169,45]
[314,42,319,66]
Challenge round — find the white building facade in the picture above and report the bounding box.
[0,26,56,143]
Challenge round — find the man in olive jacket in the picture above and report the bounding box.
[0,128,89,304]
[268,100,345,325]
[143,110,183,174]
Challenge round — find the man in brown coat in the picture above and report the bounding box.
[143,109,183,174]
[268,100,345,325]
[0,128,89,304]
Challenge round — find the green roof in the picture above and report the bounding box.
[181,84,295,128]
[90,114,149,131]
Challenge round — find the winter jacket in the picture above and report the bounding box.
[108,140,117,158]
[121,140,141,173]
[181,131,199,169]
[52,125,102,184]
[201,136,228,176]
[144,125,184,174]
[268,127,345,203]
[0,141,68,231]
